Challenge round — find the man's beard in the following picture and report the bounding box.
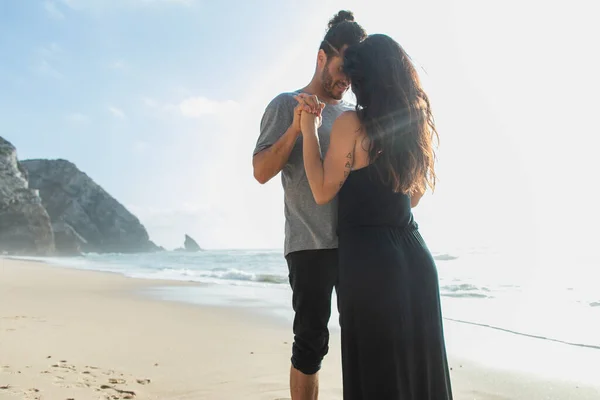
[321,68,345,100]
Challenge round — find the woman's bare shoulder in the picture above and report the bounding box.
[333,110,362,139]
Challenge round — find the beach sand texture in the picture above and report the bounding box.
[1,258,599,400]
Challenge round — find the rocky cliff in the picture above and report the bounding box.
[184,234,202,252]
[0,137,55,255]
[21,159,159,254]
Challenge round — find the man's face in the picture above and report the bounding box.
[321,54,349,100]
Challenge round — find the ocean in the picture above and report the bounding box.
[12,246,600,383]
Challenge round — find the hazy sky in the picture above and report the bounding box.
[1,0,597,263]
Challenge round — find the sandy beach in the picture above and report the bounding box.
[1,258,599,400]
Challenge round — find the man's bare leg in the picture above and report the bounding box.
[290,366,319,400]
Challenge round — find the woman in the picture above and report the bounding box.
[295,34,453,399]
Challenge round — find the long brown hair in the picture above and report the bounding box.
[343,34,438,196]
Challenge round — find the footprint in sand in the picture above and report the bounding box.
[49,361,86,389]
[44,360,146,399]
[0,385,41,400]
[82,370,96,377]
[51,361,77,371]
[1,365,18,375]
[25,388,42,399]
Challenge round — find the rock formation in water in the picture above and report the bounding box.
[21,159,160,254]
[184,234,202,252]
[0,137,55,255]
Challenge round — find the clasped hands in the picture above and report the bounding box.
[293,93,326,135]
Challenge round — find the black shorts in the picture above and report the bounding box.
[285,248,338,375]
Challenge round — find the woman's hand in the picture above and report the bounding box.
[300,107,322,133]
[294,93,325,135]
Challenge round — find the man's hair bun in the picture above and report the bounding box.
[328,10,355,29]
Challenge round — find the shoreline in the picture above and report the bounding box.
[9,254,600,353]
[1,258,599,399]
[4,255,295,329]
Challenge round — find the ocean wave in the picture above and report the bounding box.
[158,268,288,285]
[440,283,492,299]
[434,253,459,261]
[442,283,491,292]
[441,292,491,299]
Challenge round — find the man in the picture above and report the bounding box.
[252,10,367,400]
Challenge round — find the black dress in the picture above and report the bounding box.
[337,163,453,400]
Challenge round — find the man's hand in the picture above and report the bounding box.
[294,93,325,134]
[294,93,324,115]
[292,102,305,135]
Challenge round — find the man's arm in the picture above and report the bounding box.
[253,124,300,184]
[253,94,301,184]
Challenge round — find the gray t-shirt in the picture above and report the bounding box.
[254,91,354,256]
